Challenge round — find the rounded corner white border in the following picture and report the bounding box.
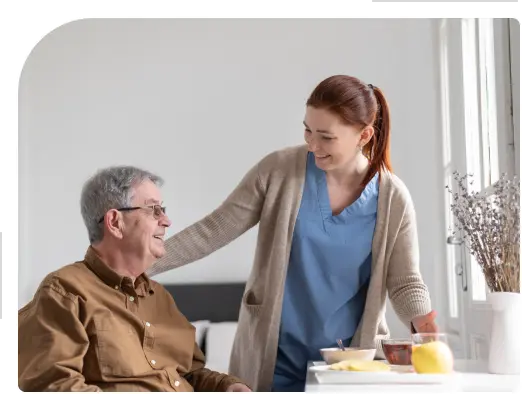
[16,16,88,86]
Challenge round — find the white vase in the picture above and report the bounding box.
[487,291,521,375]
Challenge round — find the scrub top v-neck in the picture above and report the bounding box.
[272,152,379,392]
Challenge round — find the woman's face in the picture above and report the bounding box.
[304,106,371,171]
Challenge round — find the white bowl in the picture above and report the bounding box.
[319,347,377,365]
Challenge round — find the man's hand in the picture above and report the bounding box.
[411,310,438,333]
[226,383,251,392]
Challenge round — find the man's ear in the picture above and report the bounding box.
[104,209,124,239]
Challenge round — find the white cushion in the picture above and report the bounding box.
[205,322,238,374]
[191,320,211,348]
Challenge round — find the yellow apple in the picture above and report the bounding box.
[411,341,454,374]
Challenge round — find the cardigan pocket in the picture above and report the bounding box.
[242,289,263,318]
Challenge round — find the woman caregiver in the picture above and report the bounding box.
[147,75,438,392]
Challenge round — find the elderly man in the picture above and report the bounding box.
[18,166,250,392]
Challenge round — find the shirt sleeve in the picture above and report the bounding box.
[18,280,101,392]
[181,342,248,392]
[386,196,432,328]
[147,159,266,277]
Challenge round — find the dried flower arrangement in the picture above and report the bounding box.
[446,172,520,293]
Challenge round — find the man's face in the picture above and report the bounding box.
[119,180,171,267]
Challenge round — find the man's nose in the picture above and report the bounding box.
[160,214,172,227]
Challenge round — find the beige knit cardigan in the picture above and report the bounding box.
[147,144,432,391]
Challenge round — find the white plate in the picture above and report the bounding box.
[309,364,458,385]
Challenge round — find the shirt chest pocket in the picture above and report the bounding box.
[92,313,152,378]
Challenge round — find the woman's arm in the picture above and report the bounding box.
[147,160,267,277]
[386,195,433,330]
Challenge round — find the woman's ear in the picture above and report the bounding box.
[359,126,375,147]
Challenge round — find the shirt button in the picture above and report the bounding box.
[151,359,156,365]
[129,296,135,302]
[174,380,180,387]
[145,322,151,327]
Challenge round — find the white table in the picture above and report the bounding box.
[305,359,520,392]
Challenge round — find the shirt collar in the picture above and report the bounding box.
[84,246,155,295]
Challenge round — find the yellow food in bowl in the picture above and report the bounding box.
[319,347,377,364]
[330,360,391,372]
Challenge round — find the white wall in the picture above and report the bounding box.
[19,19,447,337]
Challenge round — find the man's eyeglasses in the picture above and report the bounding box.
[98,205,167,224]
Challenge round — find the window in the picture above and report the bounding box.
[478,19,500,188]
[461,18,504,301]
[440,17,516,358]
[439,19,460,319]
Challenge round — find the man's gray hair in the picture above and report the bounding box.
[80,166,164,244]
